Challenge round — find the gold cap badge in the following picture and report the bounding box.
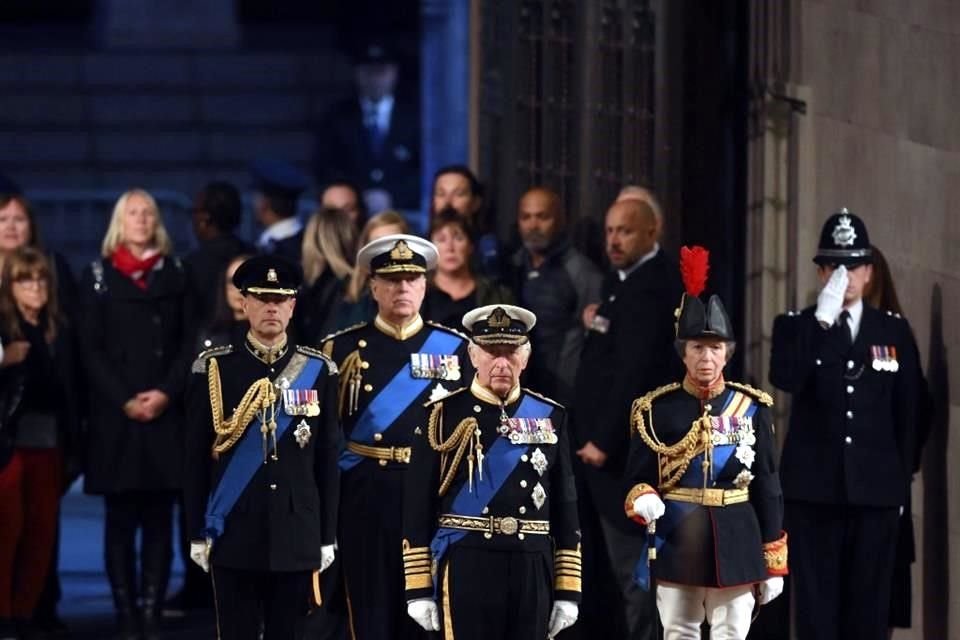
[488,307,511,328]
[390,239,414,260]
[267,268,278,283]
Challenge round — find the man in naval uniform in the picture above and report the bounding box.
[624,246,787,639]
[183,256,341,639]
[769,210,918,640]
[402,304,581,639]
[321,234,473,640]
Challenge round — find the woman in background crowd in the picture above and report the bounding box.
[79,189,194,640]
[422,208,512,330]
[296,207,357,344]
[336,210,409,329]
[864,246,934,638]
[430,165,501,277]
[195,253,252,353]
[0,249,80,640]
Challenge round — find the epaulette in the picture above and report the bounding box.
[296,345,339,375]
[191,345,233,374]
[884,310,904,320]
[725,381,774,407]
[319,322,367,345]
[423,386,469,407]
[522,387,564,409]
[425,320,470,342]
[634,382,682,412]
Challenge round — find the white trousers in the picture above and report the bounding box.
[656,582,755,640]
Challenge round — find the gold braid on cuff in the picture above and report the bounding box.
[763,530,789,576]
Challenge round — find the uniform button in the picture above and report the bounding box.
[846,385,854,394]
[364,384,373,392]
[482,507,489,514]
[373,433,383,442]
[847,360,855,369]
[846,410,854,419]
[518,533,525,540]
[152,314,161,325]
[704,404,712,412]
[520,480,528,488]
[360,361,370,369]
[358,339,368,348]
[483,532,493,540]
[378,459,387,467]
[154,348,163,358]
[518,506,526,515]
[270,368,275,374]
[270,483,277,490]
[473,405,482,413]
[815,359,822,366]
[203,339,213,348]
[844,436,853,445]
[521,455,529,462]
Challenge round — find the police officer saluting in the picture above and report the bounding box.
[624,246,786,639]
[402,304,581,639]
[322,234,472,640]
[770,210,918,640]
[184,256,340,640]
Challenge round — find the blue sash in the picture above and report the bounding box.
[338,329,463,471]
[204,357,325,540]
[429,393,552,592]
[633,390,758,590]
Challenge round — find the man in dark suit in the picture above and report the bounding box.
[252,159,309,264]
[183,256,340,639]
[314,39,420,212]
[571,197,682,640]
[769,209,918,640]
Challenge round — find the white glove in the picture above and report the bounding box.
[815,265,848,327]
[189,538,211,573]
[407,598,440,632]
[757,576,784,605]
[631,493,666,524]
[547,600,579,638]
[320,544,335,573]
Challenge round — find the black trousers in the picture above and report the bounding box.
[212,566,309,640]
[439,545,552,640]
[786,501,898,640]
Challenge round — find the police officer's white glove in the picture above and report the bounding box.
[547,600,579,638]
[757,576,784,605]
[189,538,212,573]
[407,598,440,631]
[632,493,666,525]
[320,544,335,573]
[815,265,848,327]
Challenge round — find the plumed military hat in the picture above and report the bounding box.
[357,233,438,275]
[232,255,302,297]
[462,304,537,346]
[813,208,872,267]
[674,246,734,341]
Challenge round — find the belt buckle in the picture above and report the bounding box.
[499,517,519,535]
[397,447,411,464]
[702,488,724,507]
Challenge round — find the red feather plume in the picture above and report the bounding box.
[679,245,710,297]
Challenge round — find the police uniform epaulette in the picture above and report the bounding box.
[725,381,774,407]
[884,310,904,320]
[425,320,470,342]
[423,386,469,407]
[191,345,233,374]
[319,322,368,344]
[522,388,564,409]
[295,345,339,375]
[633,382,682,412]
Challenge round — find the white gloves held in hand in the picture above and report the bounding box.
[189,538,212,573]
[320,544,336,573]
[815,265,848,327]
[547,600,579,638]
[407,598,440,631]
[757,576,784,605]
[632,493,666,525]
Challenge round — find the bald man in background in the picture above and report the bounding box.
[571,197,682,640]
[505,187,601,407]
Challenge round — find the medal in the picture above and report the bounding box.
[294,419,311,448]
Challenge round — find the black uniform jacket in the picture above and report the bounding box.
[184,339,340,572]
[402,380,582,603]
[572,250,682,526]
[625,382,783,587]
[79,257,194,494]
[322,316,472,468]
[769,304,918,507]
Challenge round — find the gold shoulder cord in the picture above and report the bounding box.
[427,403,483,497]
[207,357,279,461]
[337,350,363,417]
[631,382,713,491]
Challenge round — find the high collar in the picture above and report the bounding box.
[616,243,660,281]
[470,375,522,406]
[245,331,289,365]
[682,374,726,402]
[374,313,424,340]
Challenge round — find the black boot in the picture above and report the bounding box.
[140,523,172,640]
[105,521,139,640]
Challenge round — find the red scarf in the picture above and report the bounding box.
[111,245,163,290]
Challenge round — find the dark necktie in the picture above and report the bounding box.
[837,310,853,347]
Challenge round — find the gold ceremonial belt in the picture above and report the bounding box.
[438,514,550,537]
[346,441,412,465]
[664,487,749,507]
